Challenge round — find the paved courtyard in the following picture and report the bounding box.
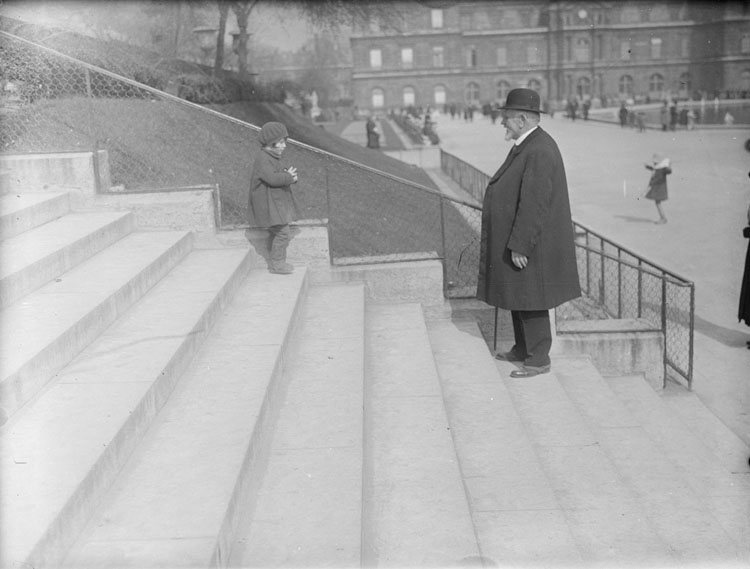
[433,110,750,446]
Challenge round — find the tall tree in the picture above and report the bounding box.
[214,1,231,75]
[230,0,261,78]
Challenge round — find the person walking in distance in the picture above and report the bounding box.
[642,153,671,224]
[247,121,299,274]
[739,171,750,348]
[477,88,581,378]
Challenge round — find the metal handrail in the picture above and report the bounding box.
[440,147,695,389]
[0,31,484,210]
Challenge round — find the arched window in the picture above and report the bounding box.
[576,76,591,97]
[402,86,416,107]
[466,46,478,68]
[371,88,385,109]
[527,78,542,92]
[496,80,511,101]
[649,73,664,93]
[465,82,480,105]
[434,84,446,105]
[619,75,634,97]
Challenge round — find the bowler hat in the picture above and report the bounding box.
[501,88,545,114]
[259,121,288,146]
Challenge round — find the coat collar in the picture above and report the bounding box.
[488,127,544,185]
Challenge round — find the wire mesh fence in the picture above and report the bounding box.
[559,223,695,388]
[440,149,695,388]
[0,30,482,298]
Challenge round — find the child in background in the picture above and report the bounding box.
[643,153,671,224]
[247,121,299,274]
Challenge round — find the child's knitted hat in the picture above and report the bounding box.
[259,122,288,146]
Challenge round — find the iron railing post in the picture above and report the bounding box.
[661,275,668,388]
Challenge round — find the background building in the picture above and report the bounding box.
[349,1,750,112]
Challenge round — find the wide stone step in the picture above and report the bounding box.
[606,375,750,552]
[0,191,70,240]
[501,360,679,567]
[0,210,134,308]
[230,281,365,568]
[0,248,251,569]
[426,317,582,567]
[363,303,478,566]
[0,230,194,421]
[662,387,750,475]
[61,267,307,569]
[554,357,746,564]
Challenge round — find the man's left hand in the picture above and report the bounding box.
[511,250,528,269]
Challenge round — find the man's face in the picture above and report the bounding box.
[502,111,524,141]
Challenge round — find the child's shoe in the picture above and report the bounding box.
[269,262,294,274]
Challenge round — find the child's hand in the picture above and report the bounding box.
[287,166,298,182]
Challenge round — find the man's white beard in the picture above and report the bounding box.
[504,129,514,142]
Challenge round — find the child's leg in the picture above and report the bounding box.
[655,201,667,223]
[268,224,293,273]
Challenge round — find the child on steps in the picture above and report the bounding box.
[246,121,299,274]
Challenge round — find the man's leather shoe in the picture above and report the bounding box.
[494,350,525,362]
[510,365,551,378]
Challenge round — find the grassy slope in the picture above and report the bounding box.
[4,96,478,284]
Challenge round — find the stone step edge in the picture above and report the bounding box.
[229,281,366,567]
[426,317,581,566]
[2,249,253,569]
[61,267,310,569]
[0,191,71,240]
[362,303,480,566]
[1,230,195,421]
[0,210,135,309]
[553,358,748,557]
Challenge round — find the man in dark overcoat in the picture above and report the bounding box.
[477,88,581,377]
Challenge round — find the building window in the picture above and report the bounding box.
[649,73,664,93]
[574,37,590,62]
[742,33,750,54]
[465,82,480,105]
[620,40,631,60]
[619,75,634,97]
[496,46,507,66]
[528,78,542,92]
[742,70,750,91]
[679,72,691,95]
[432,46,444,67]
[576,76,591,97]
[434,84,446,106]
[496,80,511,101]
[369,49,382,69]
[372,88,384,108]
[681,37,689,57]
[622,7,640,23]
[473,10,489,30]
[466,46,478,67]
[431,8,443,29]
[527,44,541,64]
[401,47,413,69]
[650,37,662,59]
[402,86,415,107]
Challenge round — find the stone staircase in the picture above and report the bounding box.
[1,190,749,569]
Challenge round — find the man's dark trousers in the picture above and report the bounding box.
[511,310,552,367]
